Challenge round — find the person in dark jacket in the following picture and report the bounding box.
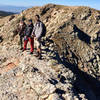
[23,19,34,54]
[32,15,43,59]
[18,19,26,50]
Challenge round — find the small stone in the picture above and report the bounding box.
[47,59,58,66]
[47,93,61,100]
[96,55,100,61]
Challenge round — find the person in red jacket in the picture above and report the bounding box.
[23,19,34,54]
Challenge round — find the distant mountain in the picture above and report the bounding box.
[0,5,28,13]
[0,11,14,18]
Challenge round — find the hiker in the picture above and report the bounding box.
[32,15,45,59]
[23,19,34,54]
[18,19,26,50]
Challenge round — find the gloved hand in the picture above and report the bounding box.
[24,36,28,41]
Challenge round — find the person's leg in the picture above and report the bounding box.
[37,46,41,54]
[23,39,28,51]
[35,40,41,59]
[37,46,41,58]
[29,37,34,53]
[20,36,23,49]
[35,40,39,53]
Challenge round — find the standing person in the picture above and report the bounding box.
[23,19,34,54]
[18,19,26,50]
[32,15,44,59]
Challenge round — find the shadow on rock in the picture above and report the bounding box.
[54,52,100,100]
[0,36,3,43]
[73,25,91,44]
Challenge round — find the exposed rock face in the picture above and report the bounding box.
[0,4,100,100]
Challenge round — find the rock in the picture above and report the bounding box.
[96,55,100,61]
[47,93,61,100]
[0,3,100,100]
[98,62,100,73]
[47,59,58,66]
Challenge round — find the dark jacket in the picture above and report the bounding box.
[18,22,26,37]
[25,23,33,37]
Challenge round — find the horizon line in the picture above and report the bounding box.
[0,3,100,11]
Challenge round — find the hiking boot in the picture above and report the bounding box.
[36,52,42,60]
[22,49,26,52]
[34,52,39,57]
[30,52,33,54]
[37,54,42,60]
[20,47,23,50]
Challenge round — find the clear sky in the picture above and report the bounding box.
[0,0,100,10]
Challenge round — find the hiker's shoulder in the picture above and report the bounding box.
[40,21,43,24]
[24,22,26,26]
[39,21,44,27]
[34,23,37,26]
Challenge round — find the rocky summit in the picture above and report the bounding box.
[0,4,100,100]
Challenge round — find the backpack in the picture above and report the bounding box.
[41,22,46,37]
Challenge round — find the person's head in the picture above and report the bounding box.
[28,19,32,25]
[35,14,40,22]
[19,19,24,25]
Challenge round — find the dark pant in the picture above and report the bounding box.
[24,37,34,52]
[20,36,23,48]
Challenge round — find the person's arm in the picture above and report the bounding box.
[23,24,26,36]
[31,24,36,37]
[28,27,33,37]
[24,25,27,36]
[24,27,28,40]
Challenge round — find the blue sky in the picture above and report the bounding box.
[0,0,100,10]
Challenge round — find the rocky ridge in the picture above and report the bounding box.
[0,4,100,100]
